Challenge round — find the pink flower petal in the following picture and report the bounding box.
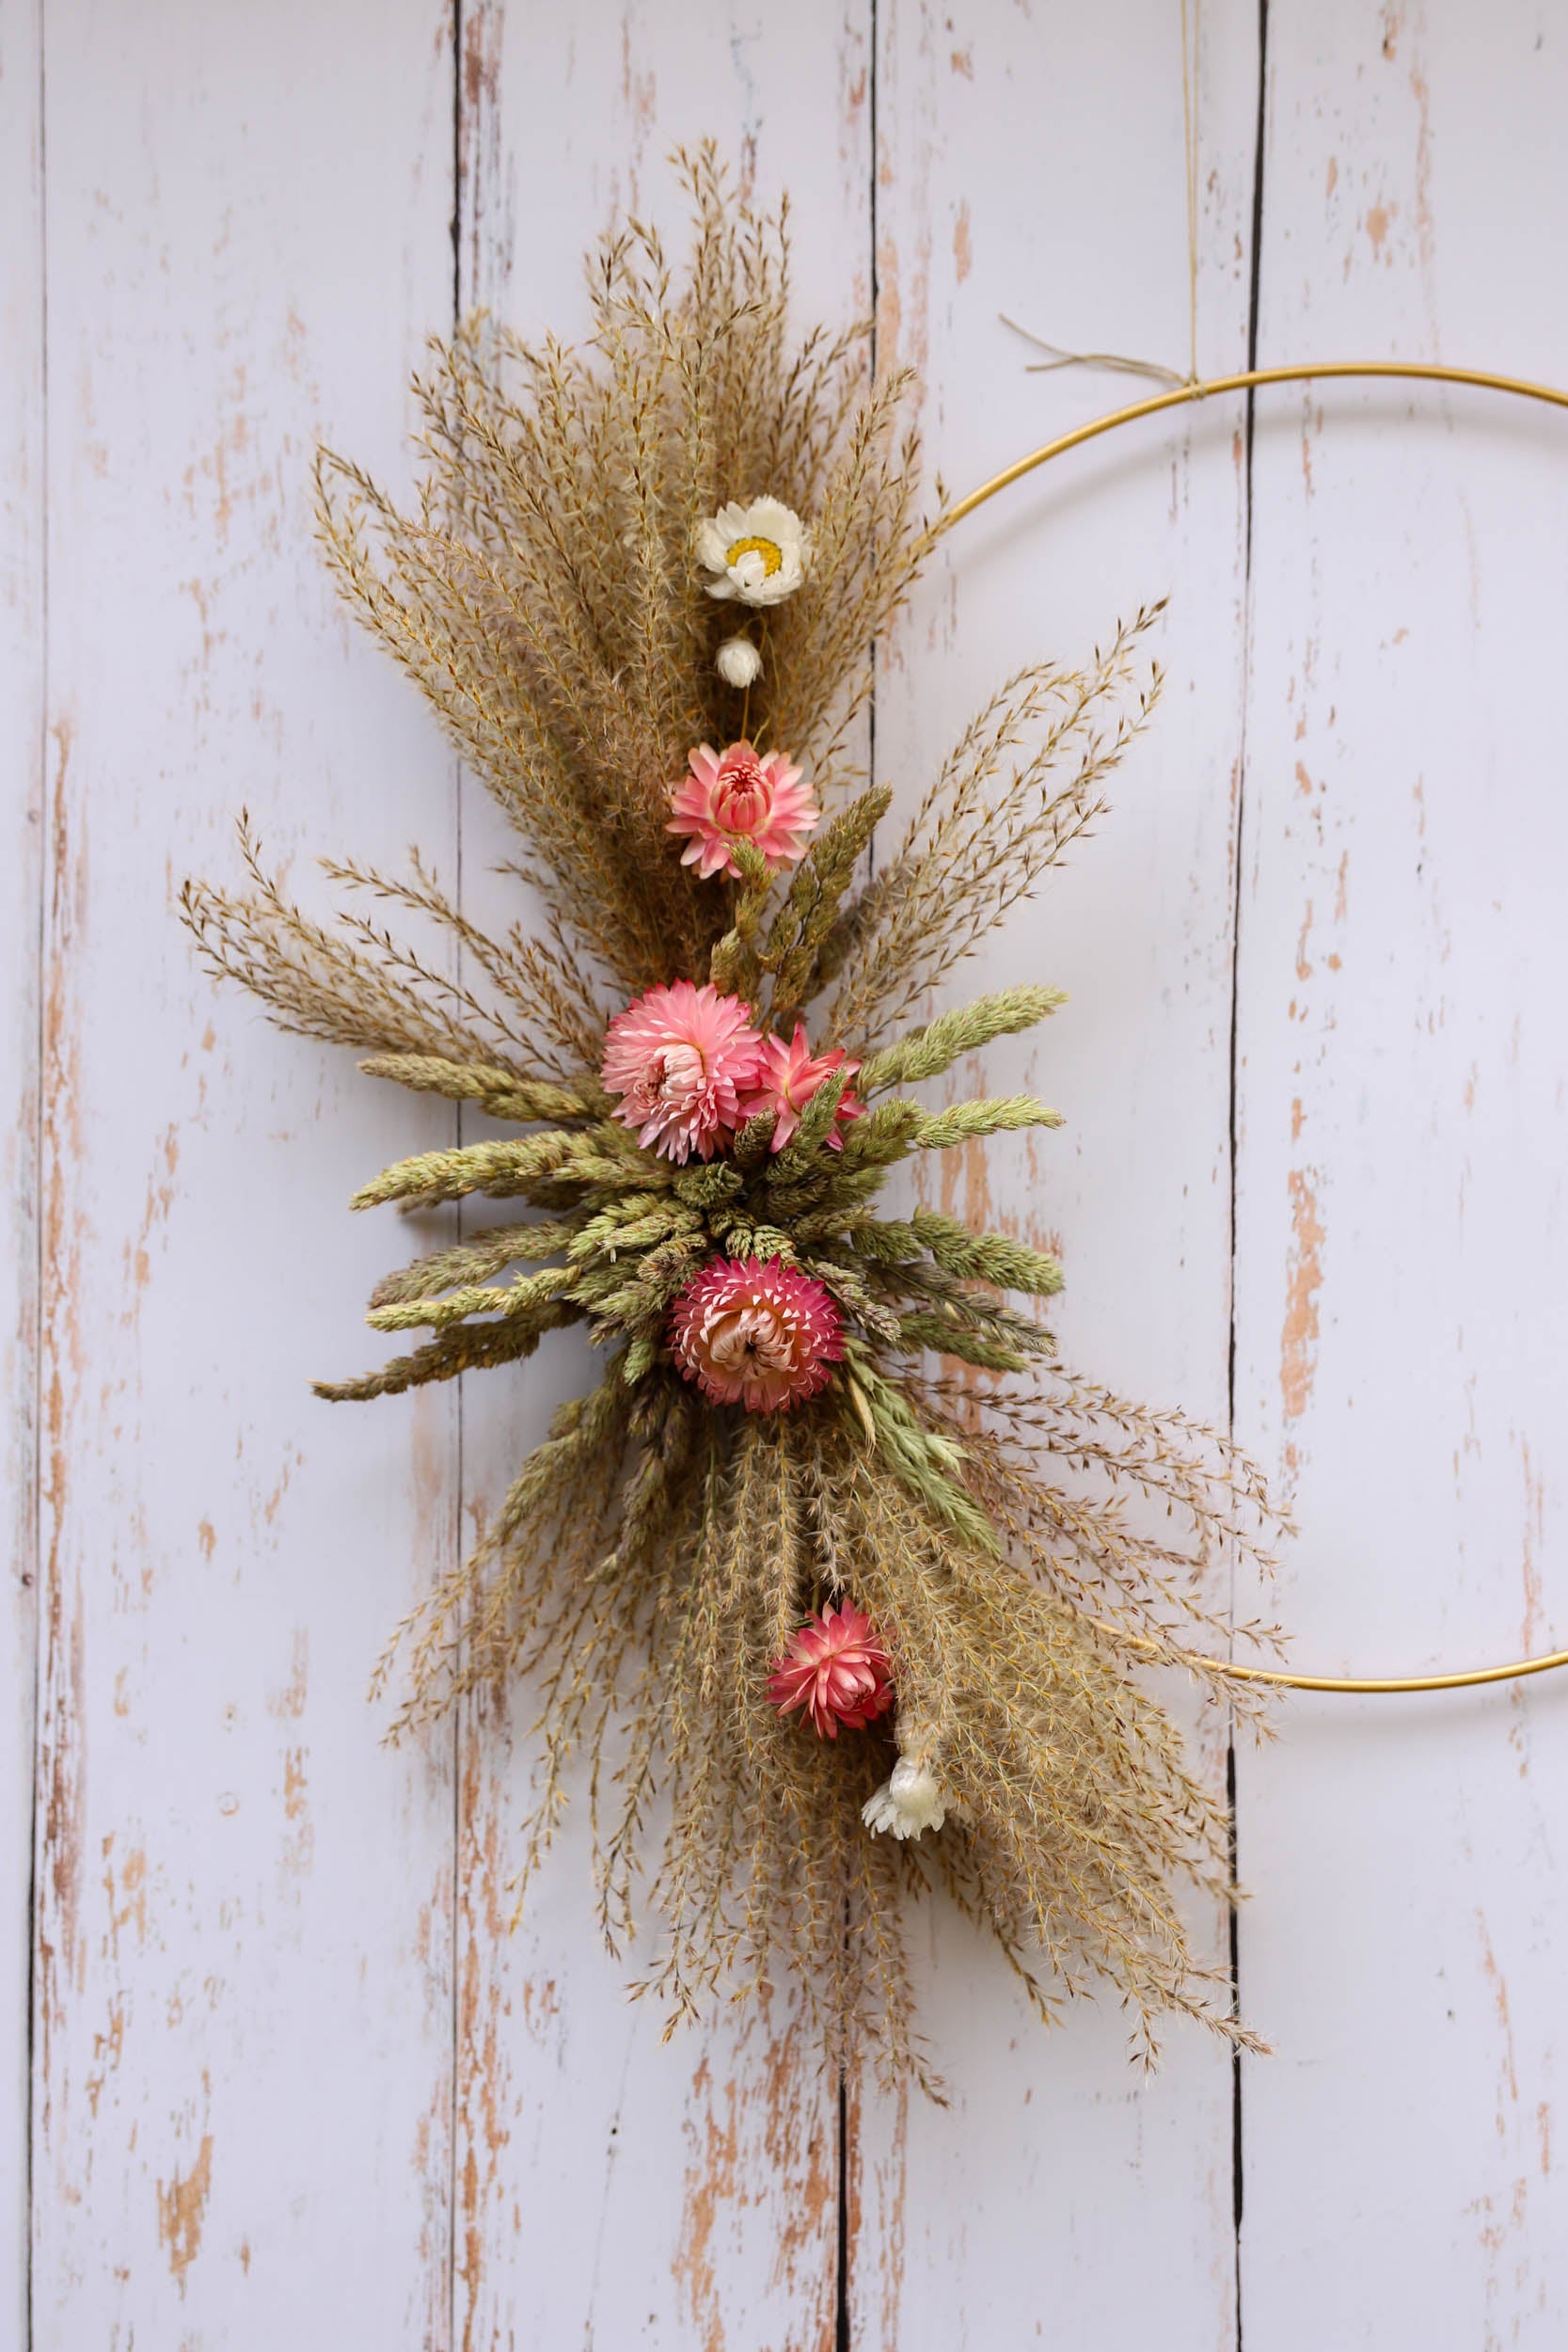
[601,982,765,1164]
[669,1254,844,1412]
[737,1025,863,1154]
[766,1601,894,1738]
[666,740,819,882]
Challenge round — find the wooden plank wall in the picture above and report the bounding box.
[31,6,460,2343]
[6,2,1567,2344]
[855,6,1259,2343]
[2,2,43,2342]
[1234,6,1568,2345]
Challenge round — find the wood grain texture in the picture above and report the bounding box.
[32,2,460,2341]
[853,4,1259,2343]
[1,3,43,2340]
[449,10,870,2343]
[8,2,1568,2342]
[1233,3,1568,2344]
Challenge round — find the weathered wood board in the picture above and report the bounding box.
[30,3,460,2342]
[854,3,1259,2343]
[2,2,44,2341]
[1232,5,1568,2344]
[6,2,1567,2344]
[450,20,869,2344]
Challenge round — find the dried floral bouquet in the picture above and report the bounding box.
[183,151,1282,2090]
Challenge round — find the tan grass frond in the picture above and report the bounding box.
[308,144,927,997]
[824,610,1165,1052]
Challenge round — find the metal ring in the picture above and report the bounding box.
[948,361,1568,1692]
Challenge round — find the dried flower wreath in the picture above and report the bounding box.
[182,150,1287,2090]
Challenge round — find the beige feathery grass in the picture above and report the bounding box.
[182,148,1286,2093]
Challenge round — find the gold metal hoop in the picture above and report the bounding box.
[939,359,1568,536]
[948,359,1568,1695]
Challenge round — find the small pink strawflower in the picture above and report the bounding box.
[601,981,764,1164]
[667,740,819,881]
[767,1600,895,1739]
[740,1024,863,1153]
[669,1254,845,1413]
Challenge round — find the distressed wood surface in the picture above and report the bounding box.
[854,5,1262,2344]
[2,3,43,2342]
[31,2,460,2341]
[7,1,1568,2344]
[1232,4,1568,2344]
[451,13,869,2345]
[850,0,1269,2333]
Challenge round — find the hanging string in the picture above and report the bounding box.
[1180,0,1201,385]
[997,0,1204,394]
[998,316,1186,387]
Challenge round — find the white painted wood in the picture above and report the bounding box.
[854,3,1259,2342]
[1233,3,1568,2344]
[33,2,461,2341]
[449,8,871,2344]
[1,2,43,2339]
[12,2,1568,2340]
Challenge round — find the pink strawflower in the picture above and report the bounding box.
[669,1254,845,1413]
[767,1600,895,1739]
[667,740,819,881]
[601,981,764,1163]
[740,1024,863,1152]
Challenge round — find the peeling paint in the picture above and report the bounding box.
[156,2133,214,2285]
[1280,1162,1324,1423]
[952,200,972,284]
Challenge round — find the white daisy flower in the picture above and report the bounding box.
[863,1756,948,1842]
[715,634,764,688]
[694,496,811,607]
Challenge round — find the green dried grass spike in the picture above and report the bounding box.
[673,1160,744,1209]
[570,1195,695,1263]
[350,1137,556,1210]
[731,1109,779,1169]
[764,781,891,1010]
[358,1055,607,1122]
[837,1215,918,1265]
[313,1299,580,1401]
[842,1353,1001,1554]
[858,985,1068,1095]
[369,1220,579,1308]
[638,1232,708,1288]
[366,1263,575,1334]
[707,842,772,997]
[740,1224,793,1262]
[833,1098,924,1172]
[908,1208,1065,1298]
[910,1095,1063,1153]
[350,1130,613,1211]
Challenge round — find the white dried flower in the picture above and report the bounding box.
[862,1756,947,1842]
[694,496,811,607]
[715,634,764,689]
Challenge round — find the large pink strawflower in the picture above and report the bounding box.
[601,981,764,1163]
[669,1254,845,1412]
[767,1600,895,1739]
[667,740,819,881]
[740,1024,863,1153]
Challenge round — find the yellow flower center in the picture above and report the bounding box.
[725,533,784,577]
